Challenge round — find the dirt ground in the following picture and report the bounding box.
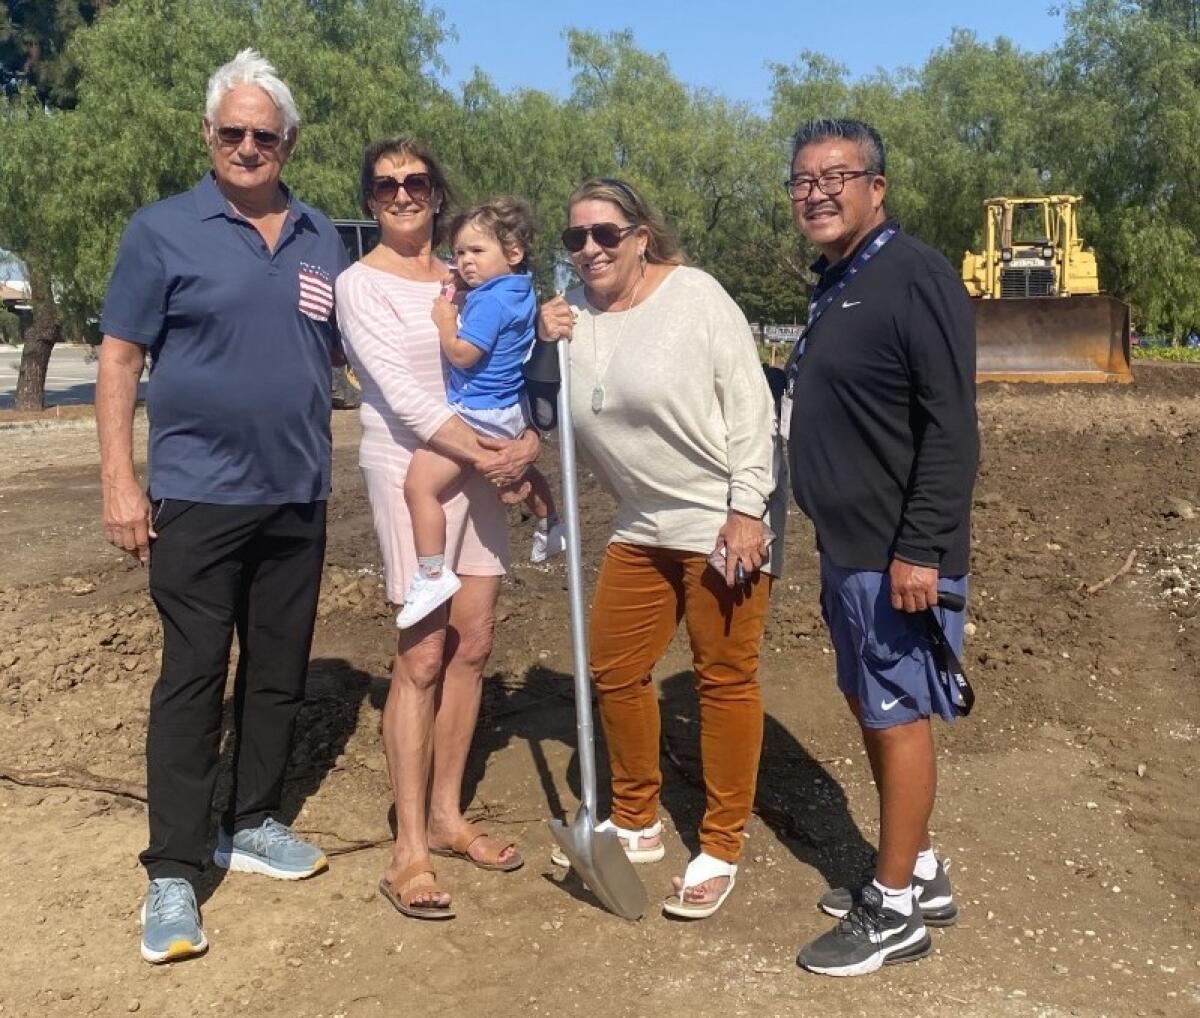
[1,364,1198,1018]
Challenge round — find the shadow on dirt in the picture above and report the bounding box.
[195,655,372,905]
[657,670,874,893]
[464,664,874,908]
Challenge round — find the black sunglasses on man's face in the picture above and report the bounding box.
[214,125,283,150]
[370,173,435,205]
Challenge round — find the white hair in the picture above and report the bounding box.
[205,49,300,139]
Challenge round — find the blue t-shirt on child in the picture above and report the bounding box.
[447,273,536,410]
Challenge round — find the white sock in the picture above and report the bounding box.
[914,848,939,882]
[417,554,444,579]
[535,516,551,533]
[873,878,914,916]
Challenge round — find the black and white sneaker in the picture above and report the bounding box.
[798,883,932,977]
[819,857,958,926]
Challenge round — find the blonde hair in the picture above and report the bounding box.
[450,195,536,272]
[567,177,684,265]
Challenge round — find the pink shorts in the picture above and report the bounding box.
[362,466,509,603]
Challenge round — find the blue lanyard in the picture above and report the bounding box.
[784,226,897,382]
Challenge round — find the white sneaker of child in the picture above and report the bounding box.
[396,568,462,628]
[530,520,568,564]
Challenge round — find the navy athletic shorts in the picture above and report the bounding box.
[819,555,968,729]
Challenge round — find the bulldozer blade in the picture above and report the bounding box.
[973,295,1132,384]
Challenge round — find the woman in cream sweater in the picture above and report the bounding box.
[540,177,784,919]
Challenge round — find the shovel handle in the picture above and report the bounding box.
[555,339,599,818]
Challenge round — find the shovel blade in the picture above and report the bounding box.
[548,810,647,921]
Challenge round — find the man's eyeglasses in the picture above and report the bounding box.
[370,173,435,205]
[784,169,875,202]
[214,125,283,150]
[561,222,638,253]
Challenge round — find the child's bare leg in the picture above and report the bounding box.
[523,467,557,521]
[404,448,467,559]
[525,466,565,564]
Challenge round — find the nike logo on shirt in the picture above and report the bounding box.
[841,300,862,308]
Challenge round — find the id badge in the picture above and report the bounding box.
[779,369,797,435]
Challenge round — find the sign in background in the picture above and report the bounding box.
[762,324,803,344]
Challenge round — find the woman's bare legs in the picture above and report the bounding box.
[381,575,511,906]
[382,604,452,907]
[426,576,519,865]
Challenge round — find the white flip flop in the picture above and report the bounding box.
[662,852,737,919]
[549,818,666,868]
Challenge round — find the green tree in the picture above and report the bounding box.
[2,0,450,407]
[1,0,113,409]
[909,32,1053,257]
[560,30,807,320]
[1,0,111,105]
[768,35,1052,281]
[0,99,77,407]
[437,72,595,290]
[65,0,451,311]
[1050,0,1200,335]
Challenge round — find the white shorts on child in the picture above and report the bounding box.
[450,397,530,440]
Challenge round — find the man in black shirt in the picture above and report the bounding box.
[785,119,978,977]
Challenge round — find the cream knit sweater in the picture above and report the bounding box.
[566,265,785,574]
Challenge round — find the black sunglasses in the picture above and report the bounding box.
[370,173,435,205]
[214,125,283,150]
[561,222,638,253]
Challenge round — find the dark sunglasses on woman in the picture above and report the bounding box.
[561,222,638,253]
[370,172,435,205]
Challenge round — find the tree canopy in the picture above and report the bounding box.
[4,0,1200,405]
[1,0,111,105]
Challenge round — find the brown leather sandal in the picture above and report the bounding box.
[429,821,524,872]
[377,859,455,920]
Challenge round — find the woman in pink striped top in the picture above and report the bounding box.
[335,138,539,920]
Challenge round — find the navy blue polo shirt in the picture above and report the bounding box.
[100,172,350,505]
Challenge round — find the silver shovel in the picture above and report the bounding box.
[545,338,647,921]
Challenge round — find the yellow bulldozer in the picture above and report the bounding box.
[961,195,1132,383]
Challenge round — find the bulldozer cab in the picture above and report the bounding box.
[962,195,1131,383]
[962,196,1100,300]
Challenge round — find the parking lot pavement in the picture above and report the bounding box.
[0,344,146,409]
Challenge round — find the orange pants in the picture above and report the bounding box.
[589,542,770,863]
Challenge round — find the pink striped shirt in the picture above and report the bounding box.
[334,262,509,597]
[335,263,455,473]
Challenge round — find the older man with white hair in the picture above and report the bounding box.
[97,50,348,963]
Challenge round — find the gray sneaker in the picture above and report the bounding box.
[798,883,931,977]
[213,817,328,880]
[819,857,958,926]
[140,878,207,964]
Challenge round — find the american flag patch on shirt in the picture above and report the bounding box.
[298,262,334,322]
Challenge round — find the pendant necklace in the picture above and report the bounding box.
[591,272,645,413]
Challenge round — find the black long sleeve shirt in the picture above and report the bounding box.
[788,221,978,575]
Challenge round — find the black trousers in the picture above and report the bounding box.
[139,500,327,881]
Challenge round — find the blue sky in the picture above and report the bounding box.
[435,1,1065,107]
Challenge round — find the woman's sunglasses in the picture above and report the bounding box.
[561,222,638,253]
[214,125,283,150]
[370,173,435,205]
